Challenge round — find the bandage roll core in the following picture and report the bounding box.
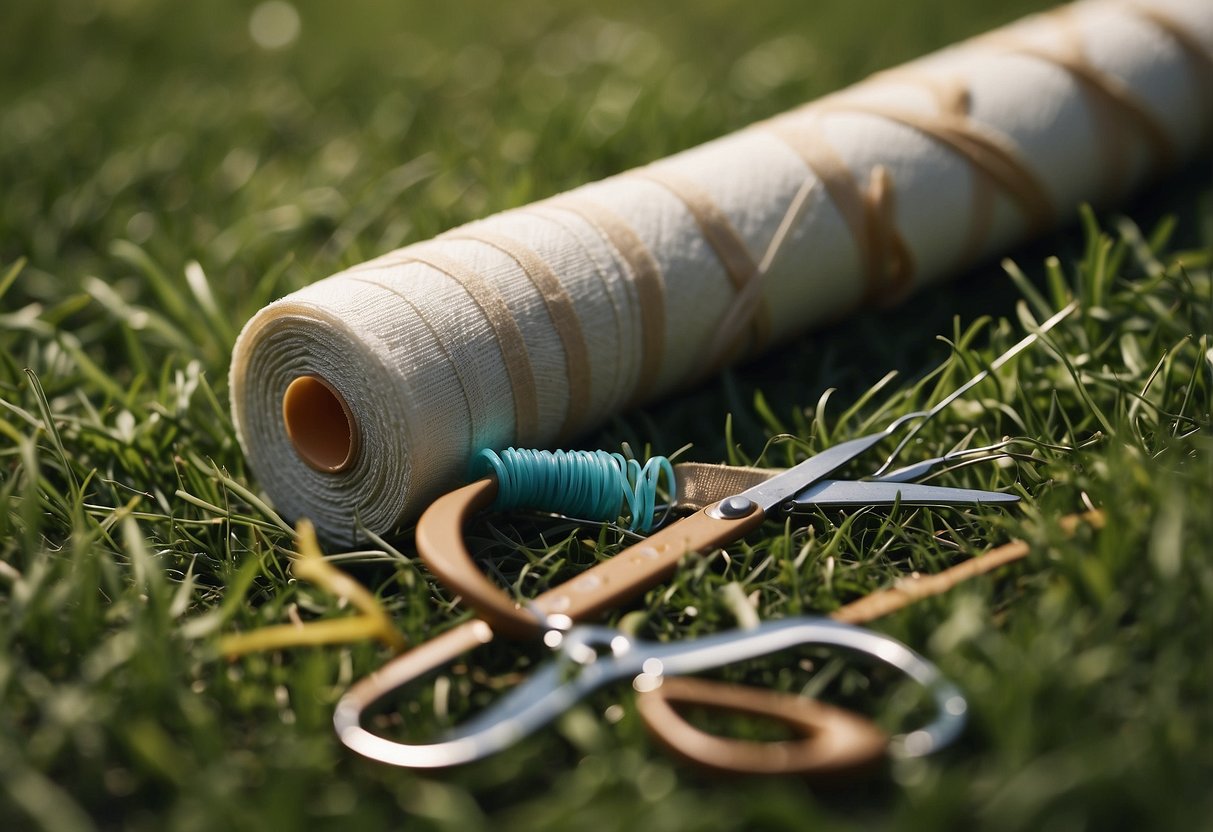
[282,376,359,473]
[230,0,1213,542]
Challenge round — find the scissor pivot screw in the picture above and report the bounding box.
[710,496,755,519]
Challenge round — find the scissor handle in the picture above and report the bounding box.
[416,477,767,639]
[635,676,888,776]
[335,616,947,774]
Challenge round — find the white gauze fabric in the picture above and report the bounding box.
[231,0,1213,541]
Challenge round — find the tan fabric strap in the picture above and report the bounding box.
[442,230,593,437]
[673,461,781,510]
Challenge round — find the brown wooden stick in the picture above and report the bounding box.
[831,510,1105,625]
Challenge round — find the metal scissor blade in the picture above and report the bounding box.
[788,479,1020,510]
[737,431,890,512]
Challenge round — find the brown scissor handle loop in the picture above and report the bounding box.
[415,478,543,638]
[635,676,888,776]
[415,477,767,640]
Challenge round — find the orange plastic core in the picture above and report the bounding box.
[282,375,359,473]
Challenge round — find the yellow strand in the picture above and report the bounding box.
[219,520,407,658]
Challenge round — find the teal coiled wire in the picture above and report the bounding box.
[471,448,676,533]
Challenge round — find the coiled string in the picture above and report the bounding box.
[471,448,676,533]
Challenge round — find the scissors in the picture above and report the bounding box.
[334,306,1071,774]
[337,617,968,773]
[332,412,1015,773]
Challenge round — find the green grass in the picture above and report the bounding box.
[2,0,1212,829]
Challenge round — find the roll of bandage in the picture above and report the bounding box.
[230,0,1213,542]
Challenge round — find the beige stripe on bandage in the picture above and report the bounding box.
[442,230,593,436]
[631,167,773,353]
[549,196,667,404]
[344,274,475,446]
[877,70,998,269]
[1122,1,1213,142]
[401,250,541,445]
[518,204,634,413]
[817,101,1057,238]
[990,7,1179,199]
[764,118,915,307]
[862,165,915,306]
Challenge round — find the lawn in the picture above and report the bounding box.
[2,0,1211,829]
